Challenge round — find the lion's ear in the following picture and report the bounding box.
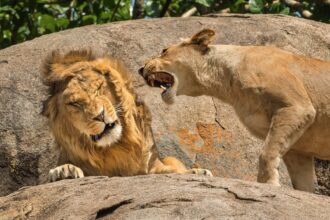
[41,50,75,84]
[190,29,215,50]
[42,50,94,84]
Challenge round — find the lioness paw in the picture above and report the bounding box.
[49,164,84,182]
[189,168,213,177]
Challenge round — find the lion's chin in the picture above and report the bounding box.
[93,125,123,148]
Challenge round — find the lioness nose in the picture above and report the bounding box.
[94,109,105,122]
[138,67,144,76]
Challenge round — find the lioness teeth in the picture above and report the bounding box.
[160,85,166,90]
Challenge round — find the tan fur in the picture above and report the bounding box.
[42,50,212,181]
[140,29,330,192]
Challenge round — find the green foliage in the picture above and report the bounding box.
[195,0,212,7]
[0,0,130,48]
[0,0,329,49]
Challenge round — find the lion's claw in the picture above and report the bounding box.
[49,164,84,182]
[189,168,213,177]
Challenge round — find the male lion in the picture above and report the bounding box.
[139,29,330,192]
[41,50,212,181]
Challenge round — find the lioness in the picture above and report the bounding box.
[41,50,212,181]
[139,29,330,192]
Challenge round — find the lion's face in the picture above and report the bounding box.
[139,29,215,104]
[41,51,131,148]
[60,70,122,147]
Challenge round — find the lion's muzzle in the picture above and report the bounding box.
[90,121,117,142]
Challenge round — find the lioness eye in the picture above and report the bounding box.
[161,48,167,54]
[68,102,81,109]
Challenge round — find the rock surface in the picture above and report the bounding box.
[1,174,330,220]
[0,14,330,196]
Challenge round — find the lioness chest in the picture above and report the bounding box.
[233,95,271,139]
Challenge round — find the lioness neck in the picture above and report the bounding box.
[195,45,244,105]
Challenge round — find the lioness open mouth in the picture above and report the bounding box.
[146,72,174,96]
[90,122,116,142]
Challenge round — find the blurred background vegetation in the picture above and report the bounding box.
[0,0,329,49]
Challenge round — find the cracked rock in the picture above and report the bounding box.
[1,175,330,220]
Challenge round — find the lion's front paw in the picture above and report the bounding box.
[189,168,213,177]
[49,164,84,182]
[258,175,281,187]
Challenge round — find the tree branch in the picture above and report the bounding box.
[132,0,144,19]
[159,0,172,17]
[181,7,197,17]
[111,0,122,21]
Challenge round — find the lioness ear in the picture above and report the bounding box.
[190,29,215,50]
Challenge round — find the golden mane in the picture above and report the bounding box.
[42,50,147,176]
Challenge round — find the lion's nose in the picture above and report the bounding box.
[138,67,144,76]
[93,109,105,122]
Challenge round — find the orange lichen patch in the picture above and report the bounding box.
[168,126,178,132]
[172,123,233,155]
[164,123,258,181]
[176,127,202,149]
[195,123,226,154]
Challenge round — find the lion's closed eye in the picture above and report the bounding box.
[67,102,82,109]
[96,82,104,96]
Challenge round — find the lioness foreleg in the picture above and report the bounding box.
[283,150,315,192]
[49,164,84,182]
[257,105,315,186]
[150,156,213,176]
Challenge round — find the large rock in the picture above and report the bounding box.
[0,14,330,196]
[1,174,330,220]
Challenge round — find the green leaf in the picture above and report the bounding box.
[56,17,69,29]
[254,0,265,8]
[37,26,46,34]
[82,15,97,25]
[0,5,16,13]
[36,0,54,3]
[269,2,281,13]
[0,12,5,19]
[100,11,111,20]
[195,0,212,7]
[235,0,246,7]
[38,14,56,32]
[3,30,11,39]
[230,0,246,13]
[18,26,30,35]
[49,4,68,14]
[249,0,264,13]
[280,7,290,15]
[77,2,88,11]
[302,1,310,8]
